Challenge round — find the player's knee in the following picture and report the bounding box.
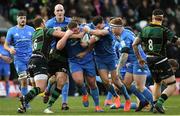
[123,80,131,89]
[75,79,83,86]
[135,84,145,92]
[34,74,48,92]
[49,75,56,84]
[102,78,110,85]
[56,79,66,89]
[169,83,176,91]
[88,82,96,89]
[21,79,27,87]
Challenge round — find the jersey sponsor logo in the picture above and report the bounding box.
[70,40,79,46]
[28,31,33,36]
[15,33,19,37]
[137,69,142,72]
[16,39,31,42]
[120,40,126,47]
[104,26,109,30]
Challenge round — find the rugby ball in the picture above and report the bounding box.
[81,33,90,43]
[92,35,100,41]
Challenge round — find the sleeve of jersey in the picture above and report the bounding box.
[46,28,55,37]
[5,29,13,43]
[45,20,53,28]
[137,31,143,39]
[165,27,177,43]
[61,27,67,32]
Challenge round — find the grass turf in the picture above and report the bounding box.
[0,95,180,115]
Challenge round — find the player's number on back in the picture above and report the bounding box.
[148,39,153,51]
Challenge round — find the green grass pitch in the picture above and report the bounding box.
[0,95,180,115]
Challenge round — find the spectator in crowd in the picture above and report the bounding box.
[77,0,94,21]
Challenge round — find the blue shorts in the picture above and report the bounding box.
[68,59,96,77]
[14,59,28,74]
[0,63,10,77]
[95,55,116,71]
[127,62,149,75]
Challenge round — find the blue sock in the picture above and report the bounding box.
[21,86,28,96]
[129,84,146,102]
[46,82,53,92]
[78,83,87,95]
[142,88,153,106]
[5,81,10,96]
[120,85,130,100]
[81,83,88,95]
[62,82,69,103]
[108,84,118,97]
[120,102,137,109]
[106,92,113,100]
[90,88,99,106]
[21,86,30,108]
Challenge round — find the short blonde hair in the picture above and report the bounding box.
[109,17,123,26]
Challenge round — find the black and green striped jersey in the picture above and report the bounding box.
[32,28,54,59]
[138,24,175,57]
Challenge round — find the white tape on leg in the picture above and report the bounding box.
[18,71,28,80]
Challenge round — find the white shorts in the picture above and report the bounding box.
[34,74,48,82]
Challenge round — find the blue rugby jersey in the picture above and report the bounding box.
[66,23,93,64]
[118,29,147,63]
[46,17,71,48]
[87,23,116,56]
[5,25,34,61]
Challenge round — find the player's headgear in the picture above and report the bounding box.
[109,17,123,28]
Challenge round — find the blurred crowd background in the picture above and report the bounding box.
[0,0,180,95]
[1,0,180,35]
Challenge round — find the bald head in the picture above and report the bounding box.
[54,4,65,22]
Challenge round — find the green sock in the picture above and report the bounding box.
[25,87,41,103]
[157,94,168,106]
[48,87,61,108]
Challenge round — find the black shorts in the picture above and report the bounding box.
[48,59,69,76]
[147,56,174,83]
[28,55,48,77]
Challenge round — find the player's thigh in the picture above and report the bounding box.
[69,61,83,84]
[155,57,174,80]
[98,69,109,84]
[86,76,97,88]
[72,71,84,85]
[133,74,146,90]
[123,72,133,88]
[34,74,48,92]
[83,60,96,78]
[162,75,176,85]
[14,60,28,74]
[56,72,68,88]
[110,69,123,85]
